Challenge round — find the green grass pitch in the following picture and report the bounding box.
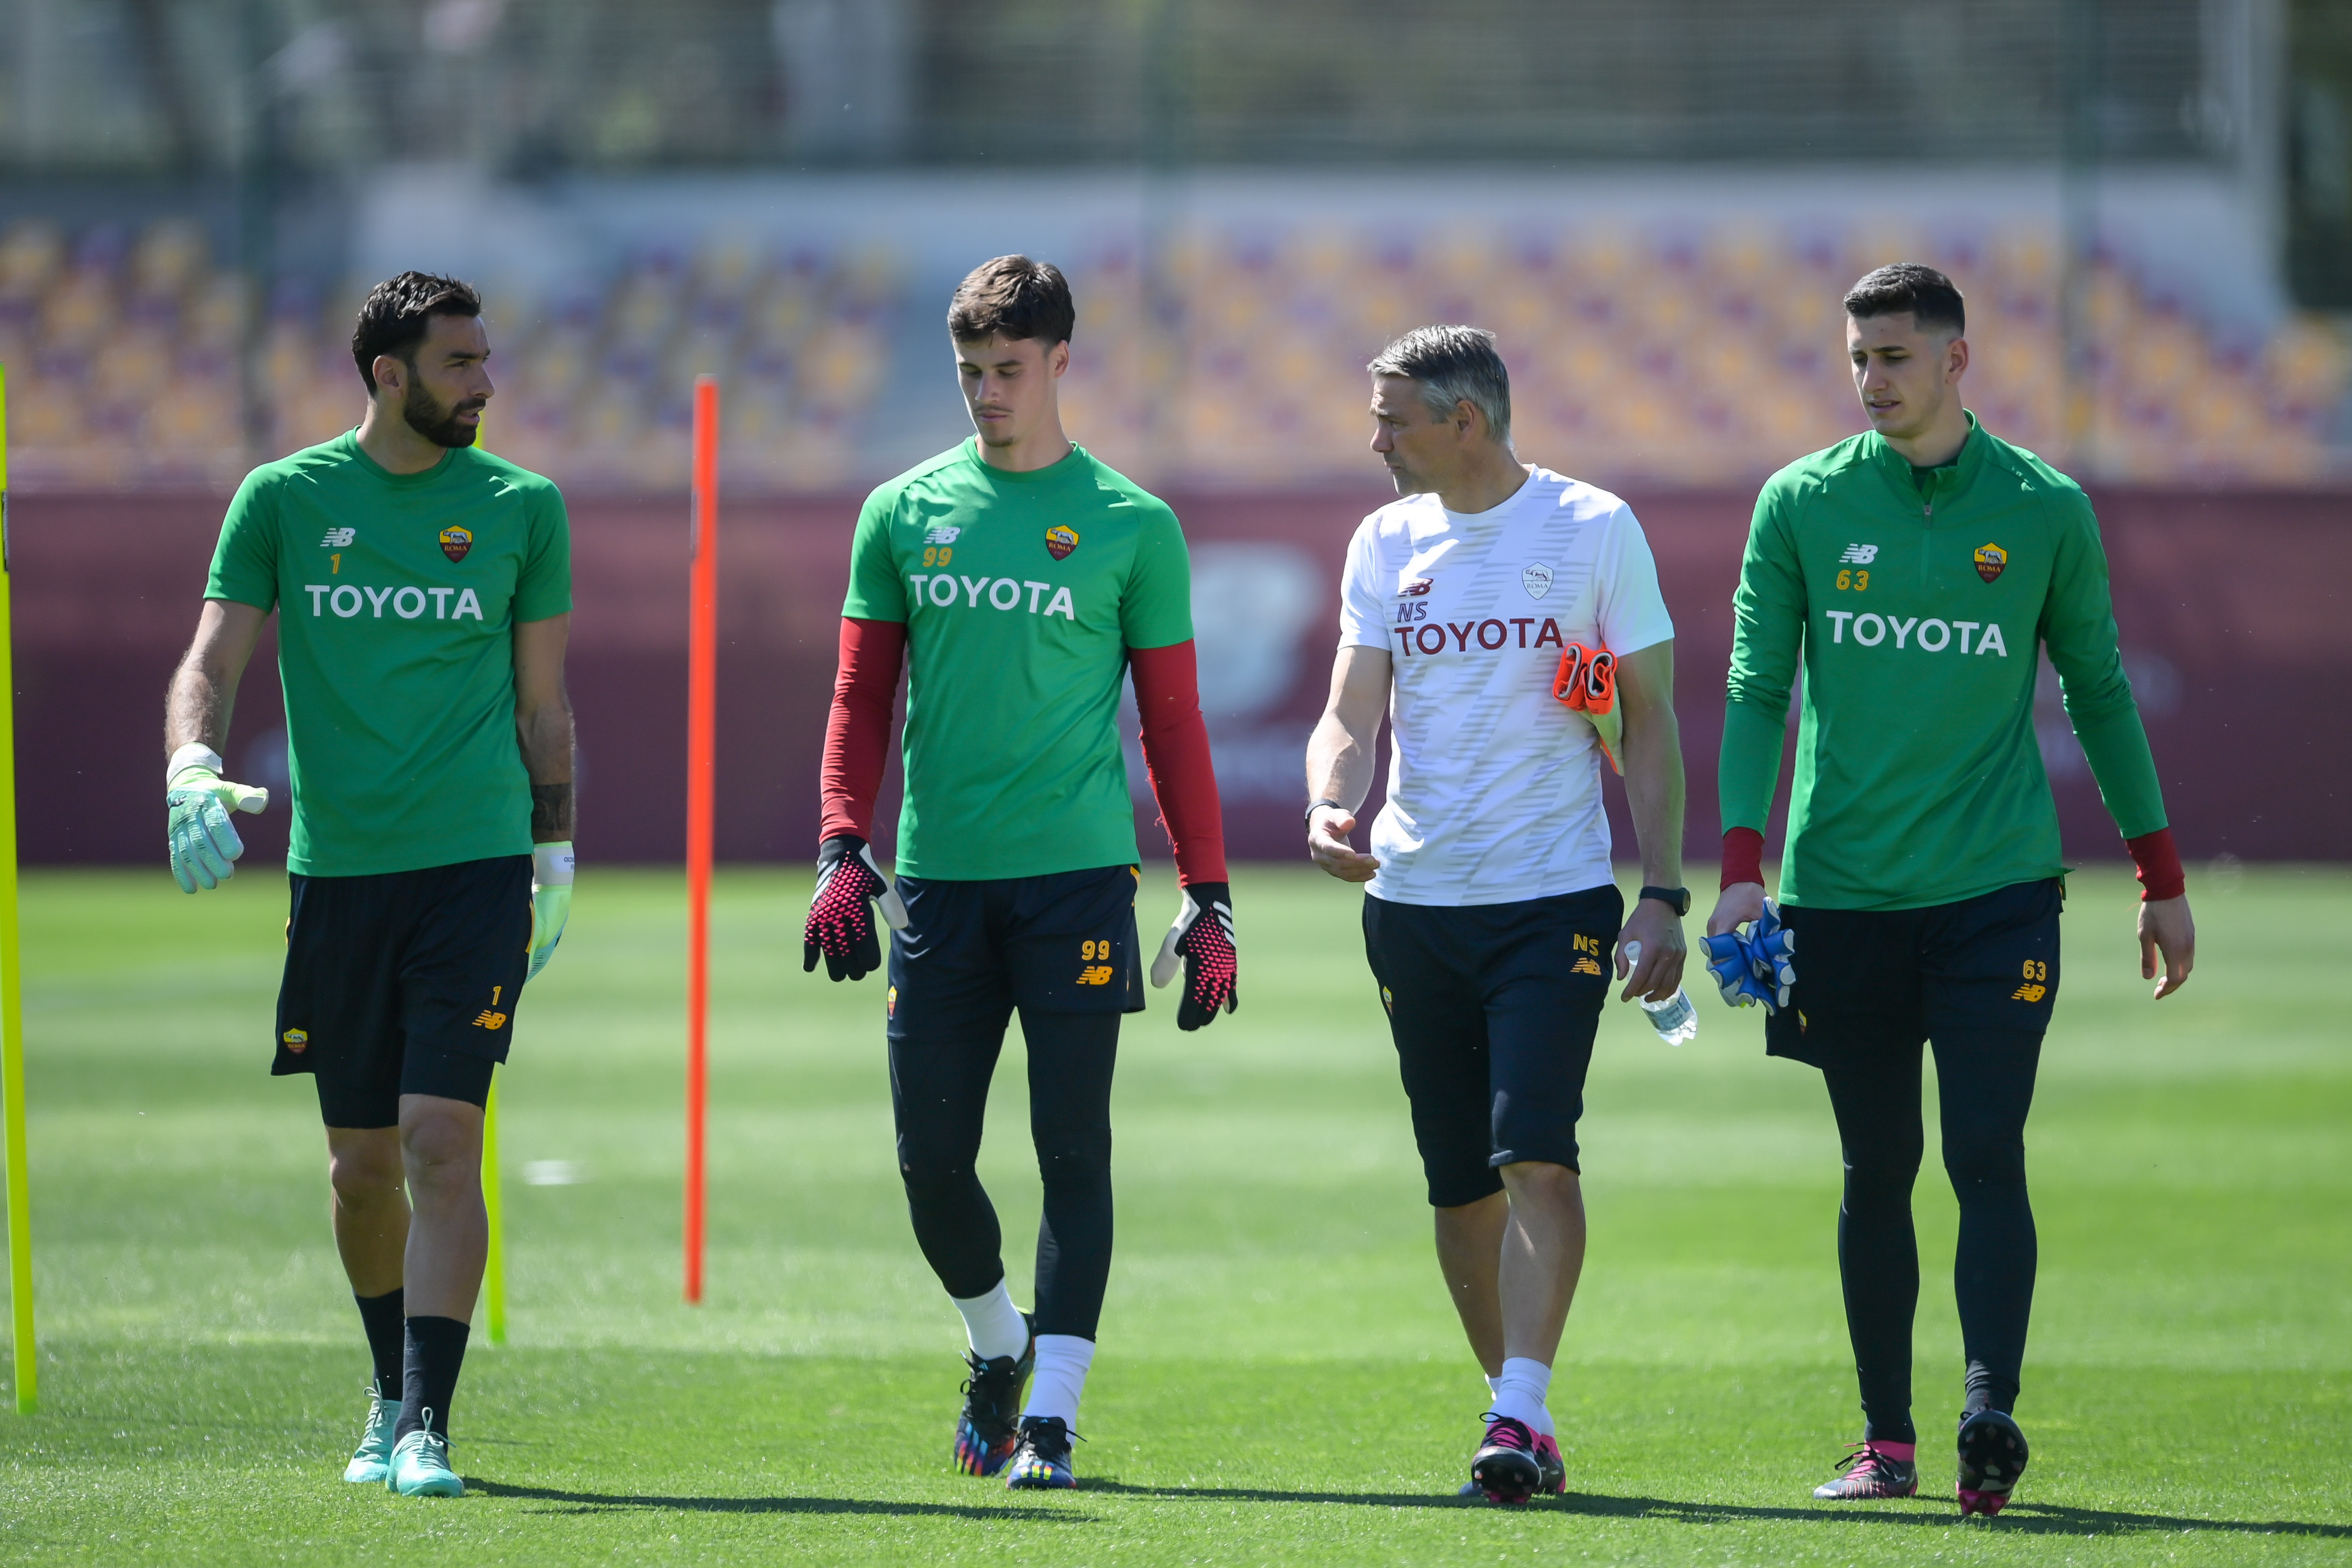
[0,861,2345,1565]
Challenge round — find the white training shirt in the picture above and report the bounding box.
[1336,466,1675,907]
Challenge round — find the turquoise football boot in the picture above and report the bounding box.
[386,1414,465,1498]
[341,1390,399,1484]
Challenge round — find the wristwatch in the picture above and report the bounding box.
[1638,885,1692,916]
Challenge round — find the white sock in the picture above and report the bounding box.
[1484,1373,1502,1401]
[1021,1334,1095,1428]
[950,1280,1029,1363]
[1491,1356,1554,1437]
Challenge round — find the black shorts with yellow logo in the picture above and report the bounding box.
[274,855,533,1128]
[884,864,1144,1042]
[1762,877,2062,1070]
[1363,883,1624,1206]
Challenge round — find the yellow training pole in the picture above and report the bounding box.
[0,364,34,1413]
[473,410,507,1347]
[481,1075,506,1346]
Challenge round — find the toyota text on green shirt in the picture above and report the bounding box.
[205,432,574,877]
[1719,415,2167,910]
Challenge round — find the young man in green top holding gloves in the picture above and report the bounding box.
[163,273,575,1499]
[1703,264,2195,1516]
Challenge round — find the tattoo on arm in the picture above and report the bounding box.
[531,782,575,840]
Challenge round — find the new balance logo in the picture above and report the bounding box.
[473,1009,509,1029]
[1571,957,1604,976]
[2010,983,2046,1003]
[923,524,961,545]
[1076,965,1115,986]
[1839,544,1879,564]
[321,528,357,548]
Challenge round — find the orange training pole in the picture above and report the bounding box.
[684,375,719,1304]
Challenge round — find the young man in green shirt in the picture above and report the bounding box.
[803,257,1235,1490]
[164,273,575,1499]
[1705,264,2196,1516]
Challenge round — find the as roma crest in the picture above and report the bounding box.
[440,526,473,563]
[1044,524,1079,561]
[1973,542,2007,583]
[1522,562,1554,600]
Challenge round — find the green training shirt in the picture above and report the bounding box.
[206,432,573,878]
[842,438,1195,881]
[1720,414,2166,911]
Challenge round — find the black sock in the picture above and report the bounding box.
[397,1316,471,1442]
[1962,1366,2019,1420]
[354,1288,406,1402]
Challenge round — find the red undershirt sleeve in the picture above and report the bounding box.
[2124,826,2185,902]
[1720,826,1766,891]
[819,617,905,845]
[1128,640,1228,885]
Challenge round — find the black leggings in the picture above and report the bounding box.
[1823,1028,2042,1446]
[889,1009,1118,1341]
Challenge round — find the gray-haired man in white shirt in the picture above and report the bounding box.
[1305,325,1689,1504]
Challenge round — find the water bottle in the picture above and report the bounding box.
[1621,941,1698,1046]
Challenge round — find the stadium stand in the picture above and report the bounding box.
[0,215,2341,492]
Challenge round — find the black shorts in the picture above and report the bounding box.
[1362,884,1623,1207]
[274,855,533,1128]
[886,864,1144,1041]
[1764,878,2063,1069]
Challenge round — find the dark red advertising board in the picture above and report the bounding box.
[12,486,2345,870]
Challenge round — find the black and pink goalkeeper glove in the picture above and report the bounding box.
[1148,881,1238,1031]
[802,834,906,982]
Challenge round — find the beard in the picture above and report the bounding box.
[401,376,485,448]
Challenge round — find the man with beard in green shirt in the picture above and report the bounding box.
[165,273,574,1499]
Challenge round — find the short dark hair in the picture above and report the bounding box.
[947,255,1074,345]
[351,271,483,393]
[1367,325,1512,444]
[1844,263,1965,337]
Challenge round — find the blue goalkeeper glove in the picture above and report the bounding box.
[527,842,573,982]
[1700,900,1798,1013]
[1747,899,1796,1011]
[1700,930,1768,1010]
[166,744,268,893]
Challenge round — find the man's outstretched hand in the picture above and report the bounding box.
[1150,881,1239,1030]
[2139,893,2195,1000]
[802,834,906,982]
[1307,806,1380,883]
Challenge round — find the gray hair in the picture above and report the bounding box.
[1367,325,1512,445]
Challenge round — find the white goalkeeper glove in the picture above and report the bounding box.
[528,841,573,982]
[166,743,268,893]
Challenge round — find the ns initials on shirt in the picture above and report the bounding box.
[303,583,486,620]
